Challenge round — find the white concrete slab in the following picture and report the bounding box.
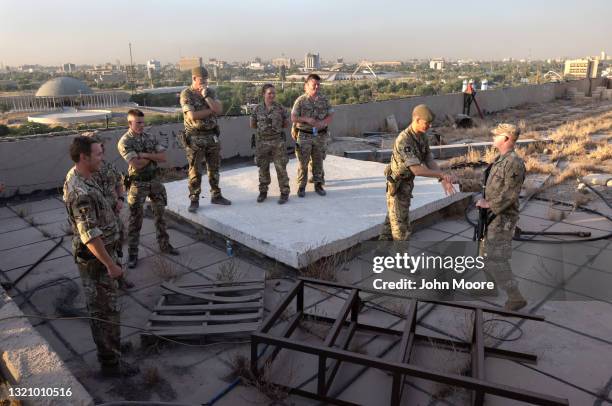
[164,156,469,268]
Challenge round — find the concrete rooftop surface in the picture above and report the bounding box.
[1,188,611,405]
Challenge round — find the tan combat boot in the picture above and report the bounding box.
[504,286,527,311]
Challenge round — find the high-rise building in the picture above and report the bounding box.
[305,53,321,70]
[601,51,607,61]
[564,58,600,79]
[429,59,444,70]
[178,57,203,71]
[62,63,76,73]
[147,60,161,71]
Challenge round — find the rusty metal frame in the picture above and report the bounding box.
[250,277,569,406]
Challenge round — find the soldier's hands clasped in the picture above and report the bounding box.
[475,198,490,208]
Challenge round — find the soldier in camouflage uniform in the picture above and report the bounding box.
[63,136,138,377]
[86,133,134,288]
[180,66,231,212]
[380,104,456,241]
[250,84,290,204]
[118,109,178,269]
[291,74,334,197]
[460,123,527,311]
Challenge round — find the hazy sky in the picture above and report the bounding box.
[1,0,610,66]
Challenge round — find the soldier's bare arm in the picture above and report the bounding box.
[186,109,215,121]
[129,157,152,170]
[317,112,334,129]
[86,238,123,279]
[291,100,315,126]
[409,163,445,180]
[139,151,167,163]
[291,112,316,126]
[204,97,223,115]
[424,158,457,194]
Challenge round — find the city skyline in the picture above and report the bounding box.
[1,0,611,66]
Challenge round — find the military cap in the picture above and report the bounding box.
[192,66,208,78]
[491,123,520,139]
[412,104,435,123]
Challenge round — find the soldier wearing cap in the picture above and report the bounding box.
[250,83,290,204]
[460,123,527,311]
[380,104,456,241]
[291,73,334,197]
[180,66,231,212]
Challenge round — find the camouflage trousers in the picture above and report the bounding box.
[295,133,327,188]
[380,179,412,241]
[256,136,289,195]
[186,133,221,200]
[77,254,120,367]
[127,179,169,256]
[480,213,519,290]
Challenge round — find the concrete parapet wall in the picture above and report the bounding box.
[0,288,94,405]
[0,78,603,196]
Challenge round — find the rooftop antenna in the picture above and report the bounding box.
[128,42,136,94]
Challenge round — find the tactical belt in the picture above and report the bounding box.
[188,126,220,136]
[297,127,327,135]
[258,131,283,139]
[130,169,158,183]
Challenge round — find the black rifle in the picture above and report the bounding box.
[473,163,495,244]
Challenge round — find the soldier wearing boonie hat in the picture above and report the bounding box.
[380,104,457,241]
[459,122,527,311]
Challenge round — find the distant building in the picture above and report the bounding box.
[62,63,76,73]
[147,60,161,71]
[372,61,402,67]
[429,59,445,70]
[178,57,202,71]
[0,77,128,112]
[305,53,321,70]
[564,58,600,79]
[272,57,295,68]
[248,62,265,71]
[94,71,128,85]
[208,58,228,68]
[601,51,607,61]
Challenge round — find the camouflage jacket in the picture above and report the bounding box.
[117,129,165,177]
[91,160,123,209]
[460,150,526,217]
[251,102,288,138]
[63,167,120,247]
[179,85,218,132]
[484,151,525,216]
[389,126,434,182]
[291,93,334,131]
